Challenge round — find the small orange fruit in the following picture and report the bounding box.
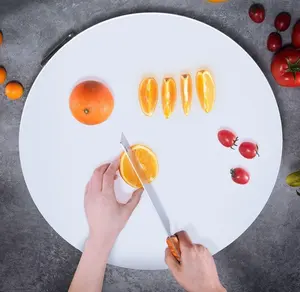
[180,74,192,115]
[69,81,114,125]
[139,77,158,116]
[0,31,3,45]
[5,82,24,100]
[120,144,159,188]
[162,77,177,119]
[196,70,215,113]
[207,0,228,2]
[0,67,7,84]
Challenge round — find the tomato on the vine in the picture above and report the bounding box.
[271,47,300,87]
[239,142,259,159]
[231,168,250,185]
[217,130,238,148]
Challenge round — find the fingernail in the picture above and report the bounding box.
[113,156,120,164]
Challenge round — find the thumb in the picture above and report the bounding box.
[165,248,180,273]
[124,188,143,215]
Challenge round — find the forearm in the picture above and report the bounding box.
[69,237,112,292]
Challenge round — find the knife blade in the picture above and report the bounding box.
[120,132,181,262]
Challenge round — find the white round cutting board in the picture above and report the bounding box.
[19,13,282,270]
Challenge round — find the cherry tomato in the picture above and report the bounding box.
[267,32,282,52]
[231,168,250,185]
[217,130,238,148]
[249,4,265,24]
[239,142,259,159]
[274,12,291,32]
[292,22,300,48]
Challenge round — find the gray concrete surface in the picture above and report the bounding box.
[1,0,300,291]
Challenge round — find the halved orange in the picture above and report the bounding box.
[120,144,158,188]
[196,70,215,113]
[180,74,192,116]
[162,77,177,119]
[139,77,158,116]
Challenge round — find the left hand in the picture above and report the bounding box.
[85,158,143,251]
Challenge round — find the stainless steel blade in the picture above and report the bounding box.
[120,132,171,236]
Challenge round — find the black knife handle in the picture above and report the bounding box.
[41,31,76,66]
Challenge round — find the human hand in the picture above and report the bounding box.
[165,231,226,292]
[85,158,143,252]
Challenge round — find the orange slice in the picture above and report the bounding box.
[196,70,215,113]
[120,144,158,188]
[139,77,158,116]
[162,77,177,119]
[180,74,192,115]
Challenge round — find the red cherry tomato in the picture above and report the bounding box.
[231,168,250,185]
[292,22,300,48]
[274,12,291,32]
[267,32,282,52]
[218,130,238,148]
[249,4,265,23]
[239,142,259,159]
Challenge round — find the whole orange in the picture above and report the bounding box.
[69,81,114,125]
[5,82,24,100]
[0,31,3,45]
[0,67,7,84]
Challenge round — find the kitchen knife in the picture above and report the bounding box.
[120,132,181,262]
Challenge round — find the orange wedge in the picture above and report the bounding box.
[139,77,158,116]
[120,144,159,188]
[180,74,192,115]
[196,70,215,113]
[162,77,177,119]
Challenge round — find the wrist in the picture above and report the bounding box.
[86,232,117,256]
[196,285,226,292]
[215,285,226,292]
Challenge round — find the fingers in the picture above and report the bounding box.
[176,231,193,249]
[102,158,120,191]
[165,248,180,273]
[85,180,91,195]
[124,188,143,214]
[89,163,110,192]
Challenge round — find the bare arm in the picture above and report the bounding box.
[68,238,110,292]
[69,159,143,292]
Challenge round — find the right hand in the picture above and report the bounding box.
[165,231,226,292]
